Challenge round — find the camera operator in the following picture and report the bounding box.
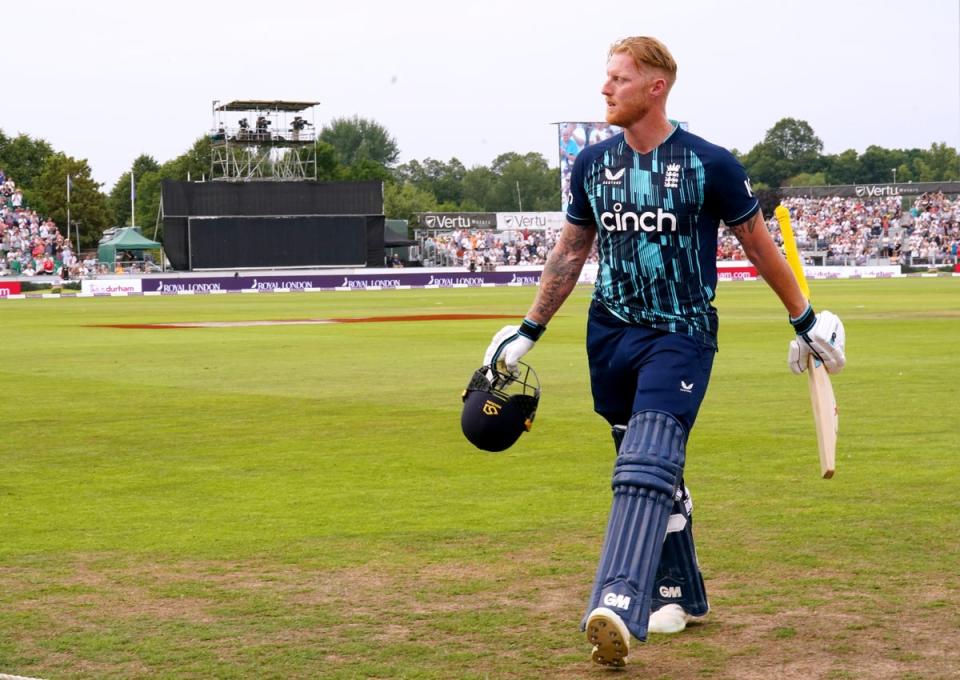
[290,116,312,141]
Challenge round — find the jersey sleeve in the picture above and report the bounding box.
[706,150,759,226]
[565,150,596,227]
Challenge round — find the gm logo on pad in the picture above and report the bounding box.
[602,592,631,610]
[659,585,682,598]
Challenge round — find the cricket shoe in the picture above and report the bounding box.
[648,603,700,634]
[586,606,630,667]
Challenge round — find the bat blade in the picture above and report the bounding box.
[806,357,838,478]
[775,204,838,478]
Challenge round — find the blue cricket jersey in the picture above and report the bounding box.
[566,126,759,349]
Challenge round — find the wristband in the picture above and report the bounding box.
[789,303,816,336]
[518,318,547,341]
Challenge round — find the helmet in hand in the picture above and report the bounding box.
[460,361,540,452]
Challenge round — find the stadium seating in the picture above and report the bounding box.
[420,193,958,269]
[0,170,101,278]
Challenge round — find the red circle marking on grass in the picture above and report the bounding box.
[91,313,518,329]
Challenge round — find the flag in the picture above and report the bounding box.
[67,174,72,204]
[130,172,136,201]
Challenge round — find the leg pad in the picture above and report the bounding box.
[652,485,709,617]
[582,410,686,641]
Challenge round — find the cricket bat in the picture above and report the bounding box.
[774,205,837,479]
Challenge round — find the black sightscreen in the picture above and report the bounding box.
[188,216,367,269]
[163,218,189,270]
[160,180,384,270]
[161,179,382,217]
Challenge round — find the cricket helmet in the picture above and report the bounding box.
[461,362,540,452]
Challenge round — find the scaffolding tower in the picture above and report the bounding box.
[209,100,320,181]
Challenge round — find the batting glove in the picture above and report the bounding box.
[788,304,846,375]
[483,319,546,380]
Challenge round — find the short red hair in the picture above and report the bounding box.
[609,36,677,89]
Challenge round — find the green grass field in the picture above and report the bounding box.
[1,277,958,679]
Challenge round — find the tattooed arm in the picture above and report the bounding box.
[729,210,808,318]
[526,222,597,325]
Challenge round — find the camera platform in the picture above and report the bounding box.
[209,100,320,181]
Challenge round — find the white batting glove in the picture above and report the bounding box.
[483,319,546,380]
[788,305,846,375]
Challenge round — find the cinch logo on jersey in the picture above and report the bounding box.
[600,203,677,233]
[602,167,625,185]
[602,592,631,610]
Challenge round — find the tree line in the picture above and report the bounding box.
[1,117,957,250]
[736,118,959,190]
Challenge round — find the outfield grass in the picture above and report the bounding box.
[1,278,958,679]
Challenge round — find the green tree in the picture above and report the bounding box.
[740,141,790,188]
[133,170,164,237]
[393,158,467,205]
[109,172,133,227]
[892,161,914,184]
[33,153,111,249]
[338,159,392,183]
[391,153,557,213]
[0,131,54,190]
[857,145,908,184]
[161,136,213,181]
[823,149,861,185]
[486,152,559,211]
[764,118,823,165]
[153,137,214,241]
[784,171,827,187]
[109,154,161,227]
[384,182,439,223]
[741,118,824,187]
[392,159,426,185]
[319,116,399,169]
[911,142,960,182]
[460,166,499,210]
[314,140,342,180]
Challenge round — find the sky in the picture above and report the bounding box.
[4,0,959,189]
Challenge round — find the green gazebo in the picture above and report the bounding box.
[97,228,163,266]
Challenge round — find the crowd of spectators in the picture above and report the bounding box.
[418,193,959,270]
[767,193,959,266]
[421,227,584,269]
[903,192,960,265]
[0,169,105,278]
[4,162,957,277]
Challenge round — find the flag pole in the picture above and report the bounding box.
[130,170,136,228]
[66,174,72,248]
